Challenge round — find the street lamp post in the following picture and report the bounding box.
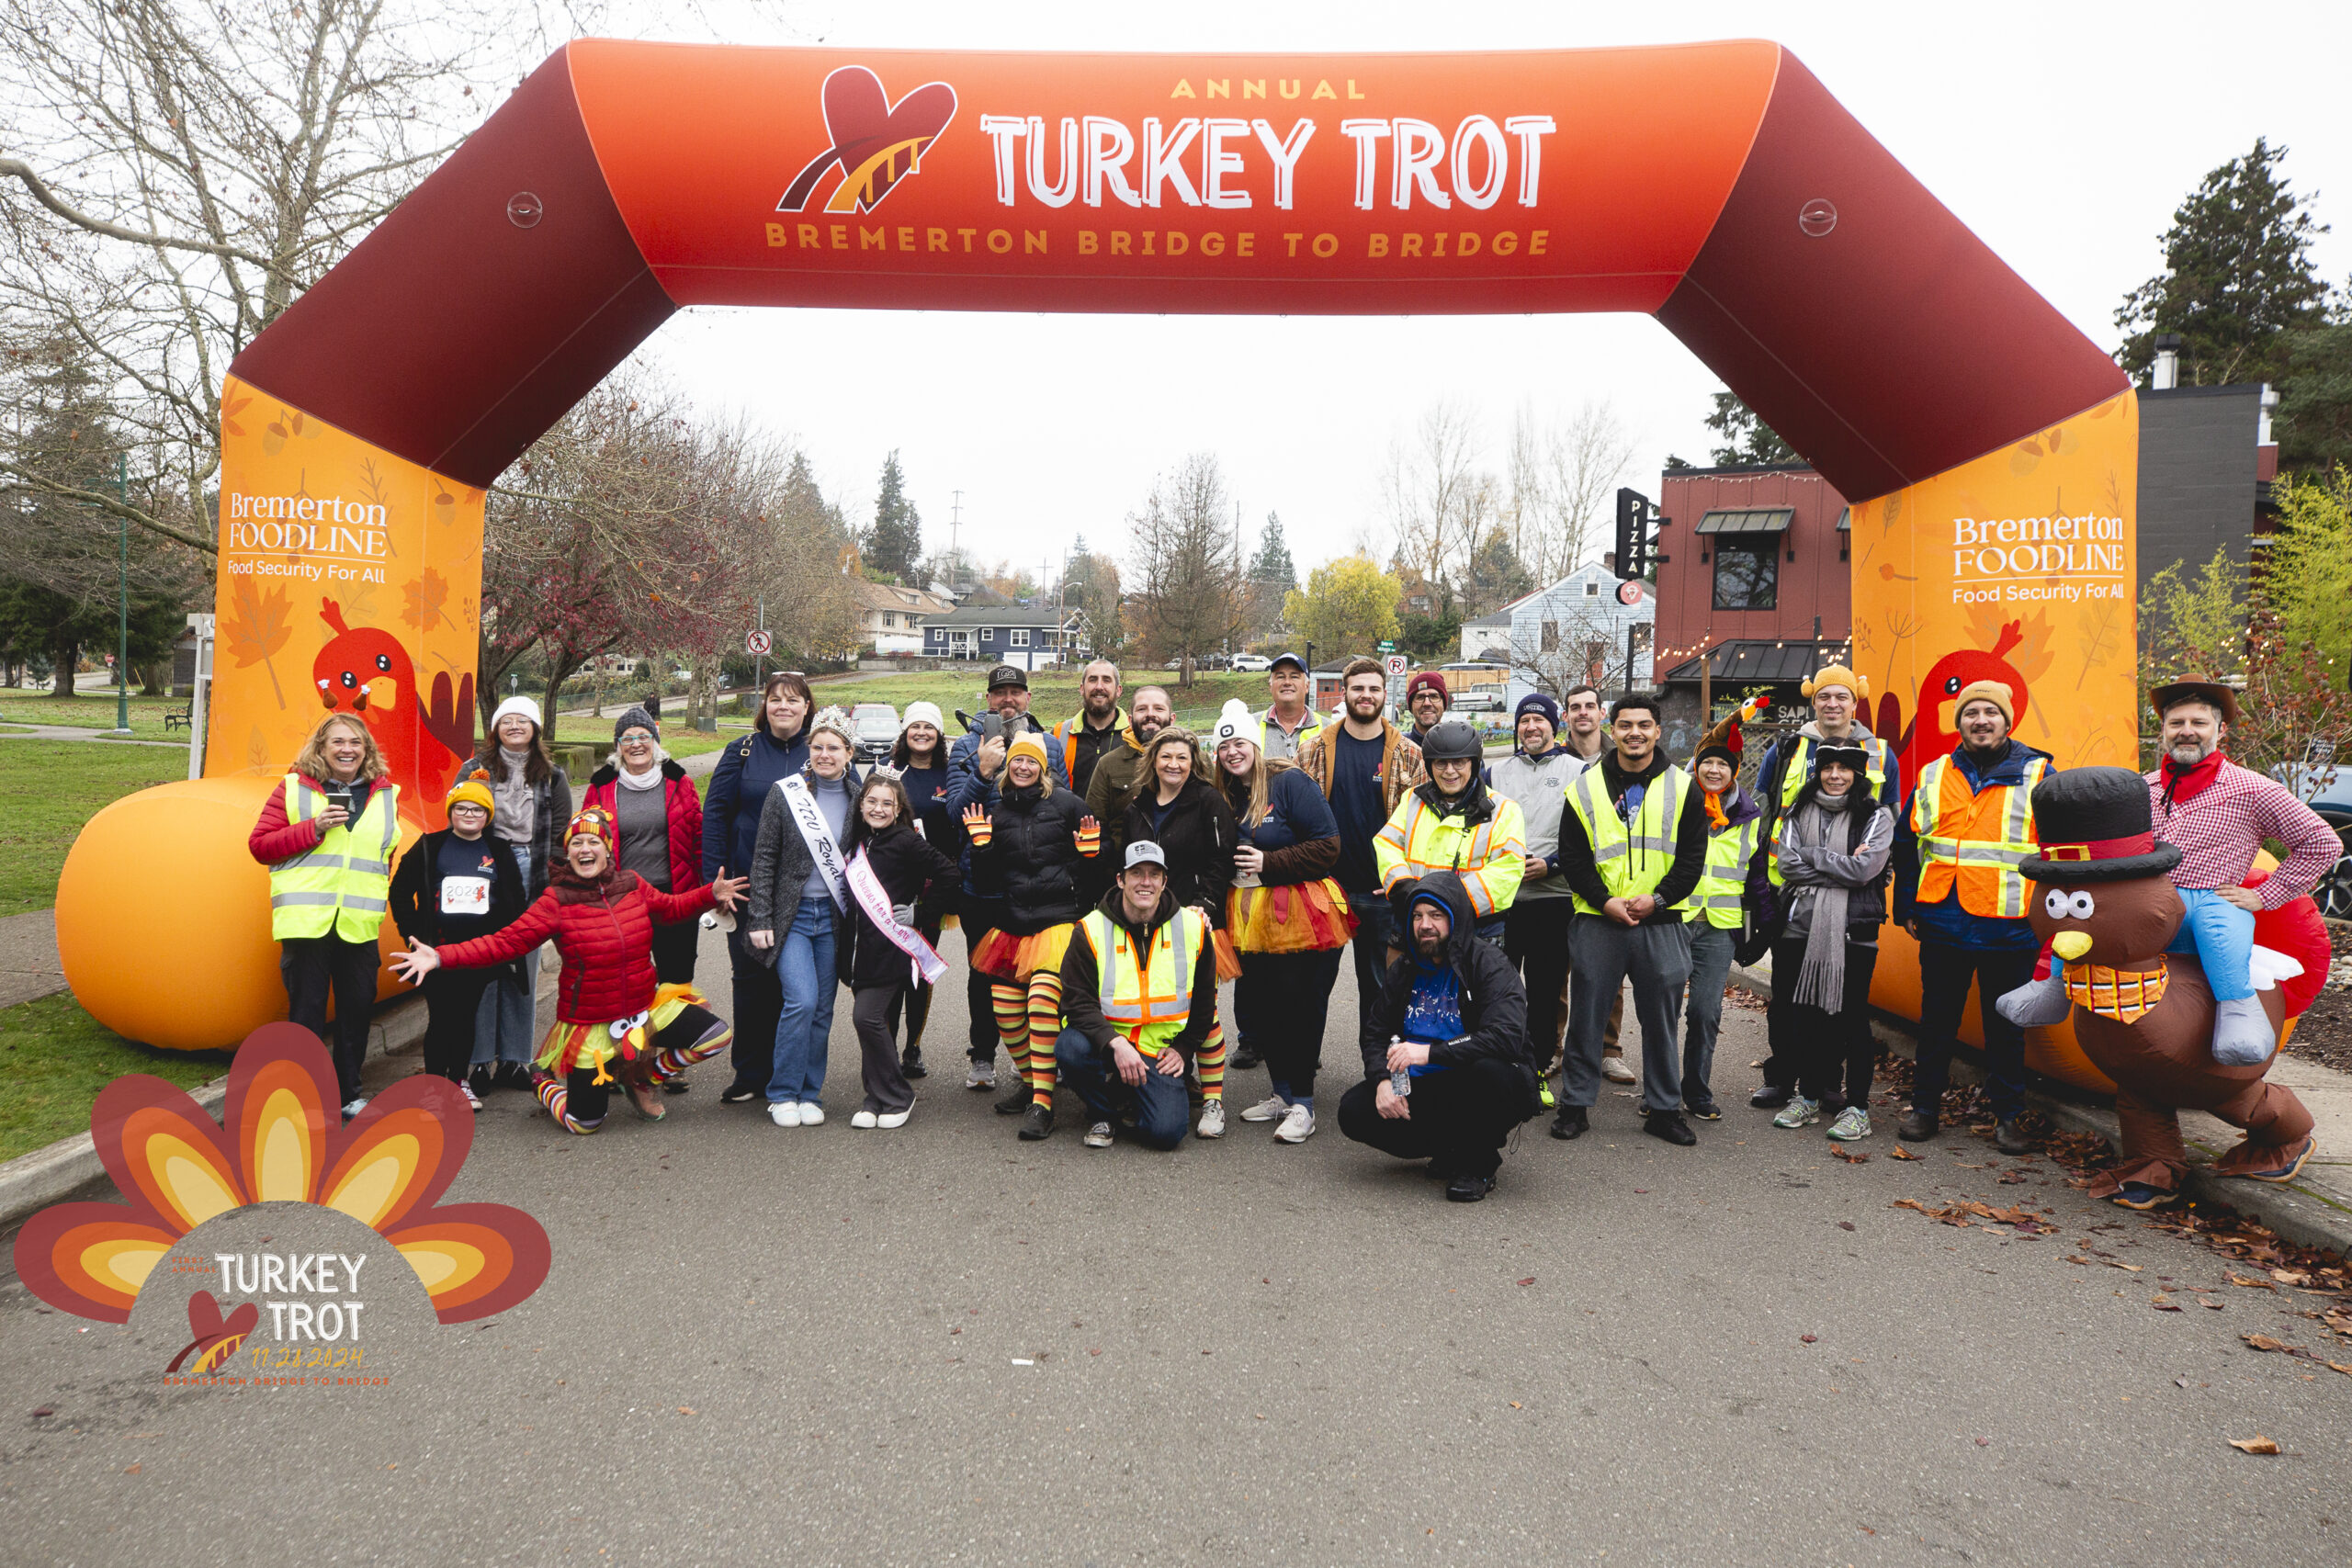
[112,453,129,734]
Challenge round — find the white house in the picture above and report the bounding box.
[1482,565,1657,708]
[853,580,958,655]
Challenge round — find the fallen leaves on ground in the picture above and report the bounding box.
[1831,1145,1870,1164]
[2244,1334,2296,1353]
[2227,1435,2280,1455]
[1889,1145,1921,1160]
[1891,1198,2055,1235]
[2151,1294,2182,1311]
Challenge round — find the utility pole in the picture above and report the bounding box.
[949,490,963,592]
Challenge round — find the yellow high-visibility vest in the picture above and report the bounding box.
[1678,816,1757,929]
[1374,792,1527,919]
[1911,752,2049,919]
[269,773,401,942]
[1081,906,1205,1056]
[1563,764,1689,915]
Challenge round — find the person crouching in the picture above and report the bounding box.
[391,807,747,1133]
[1054,841,1224,1151]
[1338,872,1543,1202]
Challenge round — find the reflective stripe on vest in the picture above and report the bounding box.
[269,774,401,942]
[1565,764,1688,913]
[1777,733,1891,807]
[1085,906,1204,1055]
[1911,752,2047,919]
[1678,817,1756,927]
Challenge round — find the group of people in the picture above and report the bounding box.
[247,651,2337,1207]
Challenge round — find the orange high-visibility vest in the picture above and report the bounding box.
[1911,752,2049,919]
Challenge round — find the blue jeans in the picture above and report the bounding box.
[1680,922,1736,1106]
[1054,1028,1189,1151]
[768,897,839,1104]
[2167,887,2256,1001]
[471,845,538,1066]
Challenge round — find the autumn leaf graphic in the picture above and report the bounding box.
[225,579,292,708]
[220,391,253,439]
[401,569,449,634]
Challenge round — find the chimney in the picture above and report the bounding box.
[2152,333,2183,391]
[2258,383,2278,446]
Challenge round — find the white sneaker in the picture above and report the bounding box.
[458,1079,481,1111]
[850,1110,878,1129]
[798,1103,825,1127]
[1083,1121,1114,1148]
[341,1098,368,1121]
[876,1107,911,1130]
[1600,1055,1638,1084]
[1194,1100,1226,1139]
[1238,1094,1289,1122]
[965,1061,994,1090]
[1274,1103,1317,1144]
[1772,1095,1820,1130]
[768,1100,802,1128]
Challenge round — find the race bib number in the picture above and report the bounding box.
[439,876,492,915]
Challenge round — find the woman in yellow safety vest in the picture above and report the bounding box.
[1674,731,1765,1121]
[246,712,402,1121]
[1374,720,1525,941]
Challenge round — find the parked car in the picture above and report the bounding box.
[851,702,899,764]
[2271,758,2352,919]
[1231,654,1272,673]
[1449,689,1507,714]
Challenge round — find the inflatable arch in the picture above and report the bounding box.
[61,39,2141,1083]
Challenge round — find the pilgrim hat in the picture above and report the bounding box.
[2017,766,2184,884]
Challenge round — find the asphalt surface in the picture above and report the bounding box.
[4,919,2348,1567]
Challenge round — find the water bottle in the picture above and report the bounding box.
[1388,1035,1411,1099]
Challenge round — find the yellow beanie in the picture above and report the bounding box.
[445,779,494,817]
[1801,663,1870,702]
[1952,679,2014,725]
[1005,732,1050,775]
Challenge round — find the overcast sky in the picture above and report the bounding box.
[607,0,2352,583]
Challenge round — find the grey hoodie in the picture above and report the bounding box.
[1487,745,1592,901]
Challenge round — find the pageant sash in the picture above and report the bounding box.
[846,847,949,986]
[778,773,850,914]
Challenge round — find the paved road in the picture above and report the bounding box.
[3,920,2346,1566]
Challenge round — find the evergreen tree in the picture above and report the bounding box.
[1247,512,1297,593]
[865,450,924,582]
[2116,138,2332,388]
[1703,391,1795,467]
[1463,527,1535,614]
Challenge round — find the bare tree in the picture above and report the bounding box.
[1505,399,1634,586]
[1383,400,1495,619]
[0,0,566,552]
[1125,452,1243,683]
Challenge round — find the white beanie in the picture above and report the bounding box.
[490,694,542,731]
[1211,698,1261,751]
[901,700,944,733]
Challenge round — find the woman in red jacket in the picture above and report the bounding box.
[580,706,705,1098]
[392,806,747,1134]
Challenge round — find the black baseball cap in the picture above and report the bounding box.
[986,663,1027,691]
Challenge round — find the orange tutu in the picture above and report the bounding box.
[1227,878,1359,955]
[1210,927,1244,981]
[971,922,1076,981]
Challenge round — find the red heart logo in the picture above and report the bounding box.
[167,1291,261,1373]
[778,66,957,214]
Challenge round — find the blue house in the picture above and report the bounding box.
[922,604,1074,671]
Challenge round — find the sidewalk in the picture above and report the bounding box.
[1729,957,2352,1255]
[0,911,64,1008]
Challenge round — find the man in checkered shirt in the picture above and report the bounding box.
[2142,678,2340,1064]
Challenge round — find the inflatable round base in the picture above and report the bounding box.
[57,776,416,1051]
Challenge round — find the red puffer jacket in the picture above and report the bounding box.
[435,871,715,1024]
[581,761,705,892]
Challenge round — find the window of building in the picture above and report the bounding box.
[980,626,997,642]
[1011,628,1029,647]
[1584,580,1600,597]
[1540,619,1559,652]
[882,613,897,628]
[949,630,970,653]
[1712,538,1778,611]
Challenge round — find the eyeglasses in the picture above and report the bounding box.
[618,730,655,744]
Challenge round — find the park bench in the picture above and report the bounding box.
[163,706,192,731]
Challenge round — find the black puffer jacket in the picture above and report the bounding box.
[1120,773,1238,927]
[1358,870,1540,1110]
[836,821,964,988]
[969,778,1096,935]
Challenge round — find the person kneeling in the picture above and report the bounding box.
[392,807,746,1133]
[1055,841,1223,1152]
[1338,873,1543,1202]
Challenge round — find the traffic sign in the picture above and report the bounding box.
[1385,654,1408,678]
[1375,640,1396,652]
[746,628,773,656]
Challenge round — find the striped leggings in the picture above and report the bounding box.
[992,972,1227,1111]
[535,1006,731,1134]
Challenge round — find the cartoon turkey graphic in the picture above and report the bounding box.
[311,598,474,818]
[1877,609,2053,797]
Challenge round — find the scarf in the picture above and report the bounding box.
[1702,788,1728,830]
[2159,748,2225,815]
[492,746,537,841]
[616,760,665,793]
[1787,791,1856,1010]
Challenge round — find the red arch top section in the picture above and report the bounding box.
[229,39,2123,500]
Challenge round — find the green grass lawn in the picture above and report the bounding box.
[0,739,190,916]
[0,991,232,1163]
[0,691,191,741]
